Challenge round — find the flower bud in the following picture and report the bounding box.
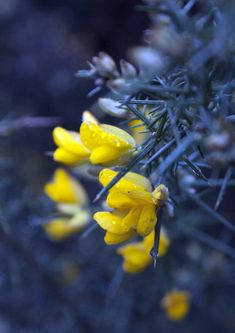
[120,59,137,79]
[107,78,133,94]
[92,52,118,78]
[98,98,128,118]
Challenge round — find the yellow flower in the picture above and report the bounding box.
[161,290,191,321]
[93,169,168,244]
[117,229,170,274]
[52,111,136,166]
[44,210,90,241]
[44,168,87,205]
[80,121,136,166]
[44,168,90,240]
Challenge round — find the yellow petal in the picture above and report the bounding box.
[94,211,134,234]
[53,148,88,166]
[122,207,142,230]
[129,119,147,145]
[117,241,152,273]
[158,228,170,257]
[101,124,136,148]
[53,127,90,157]
[99,169,152,192]
[143,228,170,257]
[90,146,121,165]
[143,230,155,252]
[136,205,157,236]
[107,191,137,209]
[80,122,136,151]
[104,230,135,245]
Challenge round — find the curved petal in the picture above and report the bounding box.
[107,191,137,209]
[158,228,170,257]
[99,169,152,192]
[53,127,90,157]
[80,122,135,151]
[122,207,142,230]
[94,211,133,234]
[101,124,136,148]
[53,148,88,165]
[104,229,135,245]
[90,146,120,165]
[136,205,157,236]
[117,243,152,273]
[143,230,155,252]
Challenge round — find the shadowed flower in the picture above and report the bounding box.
[93,169,168,244]
[117,228,170,274]
[161,290,191,321]
[44,168,90,240]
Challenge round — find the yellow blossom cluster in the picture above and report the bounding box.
[44,109,171,277]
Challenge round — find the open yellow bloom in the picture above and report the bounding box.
[93,169,168,244]
[80,121,136,165]
[117,228,170,274]
[161,290,191,321]
[52,111,136,166]
[44,168,90,240]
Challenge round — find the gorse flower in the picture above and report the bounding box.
[44,168,88,205]
[44,168,90,241]
[52,111,136,166]
[93,169,169,244]
[161,290,191,321]
[117,228,170,274]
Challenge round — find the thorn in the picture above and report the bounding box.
[214,167,233,210]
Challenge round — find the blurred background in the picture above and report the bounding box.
[0,0,235,332]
